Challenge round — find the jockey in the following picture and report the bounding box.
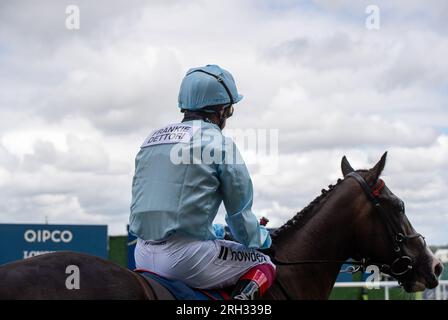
[129,64,276,300]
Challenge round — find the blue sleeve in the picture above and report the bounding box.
[217,139,271,249]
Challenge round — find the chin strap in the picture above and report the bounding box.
[217,114,226,130]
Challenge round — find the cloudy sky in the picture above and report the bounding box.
[0,0,447,244]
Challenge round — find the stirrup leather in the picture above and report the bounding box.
[231,280,260,300]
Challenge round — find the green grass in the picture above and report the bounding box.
[330,286,416,300]
[329,271,417,300]
[442,263,448,280]
[108,235,127,268]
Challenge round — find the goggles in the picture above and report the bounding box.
[223,105,234,118]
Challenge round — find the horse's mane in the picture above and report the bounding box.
[270,170,370,245]
[270,178,341,243]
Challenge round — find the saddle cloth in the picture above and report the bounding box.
[135,269,230,300]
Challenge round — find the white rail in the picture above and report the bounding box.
[333,280,448,300]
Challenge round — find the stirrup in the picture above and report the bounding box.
[231,280,260,300]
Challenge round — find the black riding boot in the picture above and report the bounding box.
[231,279,261,300]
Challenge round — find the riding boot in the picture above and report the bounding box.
[231,264,275,300]
[231,279,261,300]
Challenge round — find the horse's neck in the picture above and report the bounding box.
[269,188,357,299]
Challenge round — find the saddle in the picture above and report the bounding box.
[135,269,231,300]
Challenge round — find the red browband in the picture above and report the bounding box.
[372,179,385,197]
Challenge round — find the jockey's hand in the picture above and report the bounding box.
[213,224,226,239]
[260,216,269,226]
[214,224,236,241]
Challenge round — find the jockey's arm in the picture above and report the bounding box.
[217,141,271,250]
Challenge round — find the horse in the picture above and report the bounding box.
[0,152,443,299]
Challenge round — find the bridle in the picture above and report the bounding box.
[345,172,425,277]
[271,172,425,298]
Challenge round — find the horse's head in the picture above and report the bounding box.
[341,152,443,292]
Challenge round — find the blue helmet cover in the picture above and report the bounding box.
[178,64,243,111]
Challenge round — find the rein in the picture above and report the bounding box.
[271,172,425,299]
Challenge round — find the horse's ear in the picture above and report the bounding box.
[369,151,387,182]
[341,156,355,177]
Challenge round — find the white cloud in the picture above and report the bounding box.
[0,1,447,244]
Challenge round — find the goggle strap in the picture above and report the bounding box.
[188,69,234,105]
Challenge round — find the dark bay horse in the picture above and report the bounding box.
[0,153,443,299]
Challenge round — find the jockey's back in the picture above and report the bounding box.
[130,119,268,249]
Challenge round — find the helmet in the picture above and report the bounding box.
[178,64,243,111]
